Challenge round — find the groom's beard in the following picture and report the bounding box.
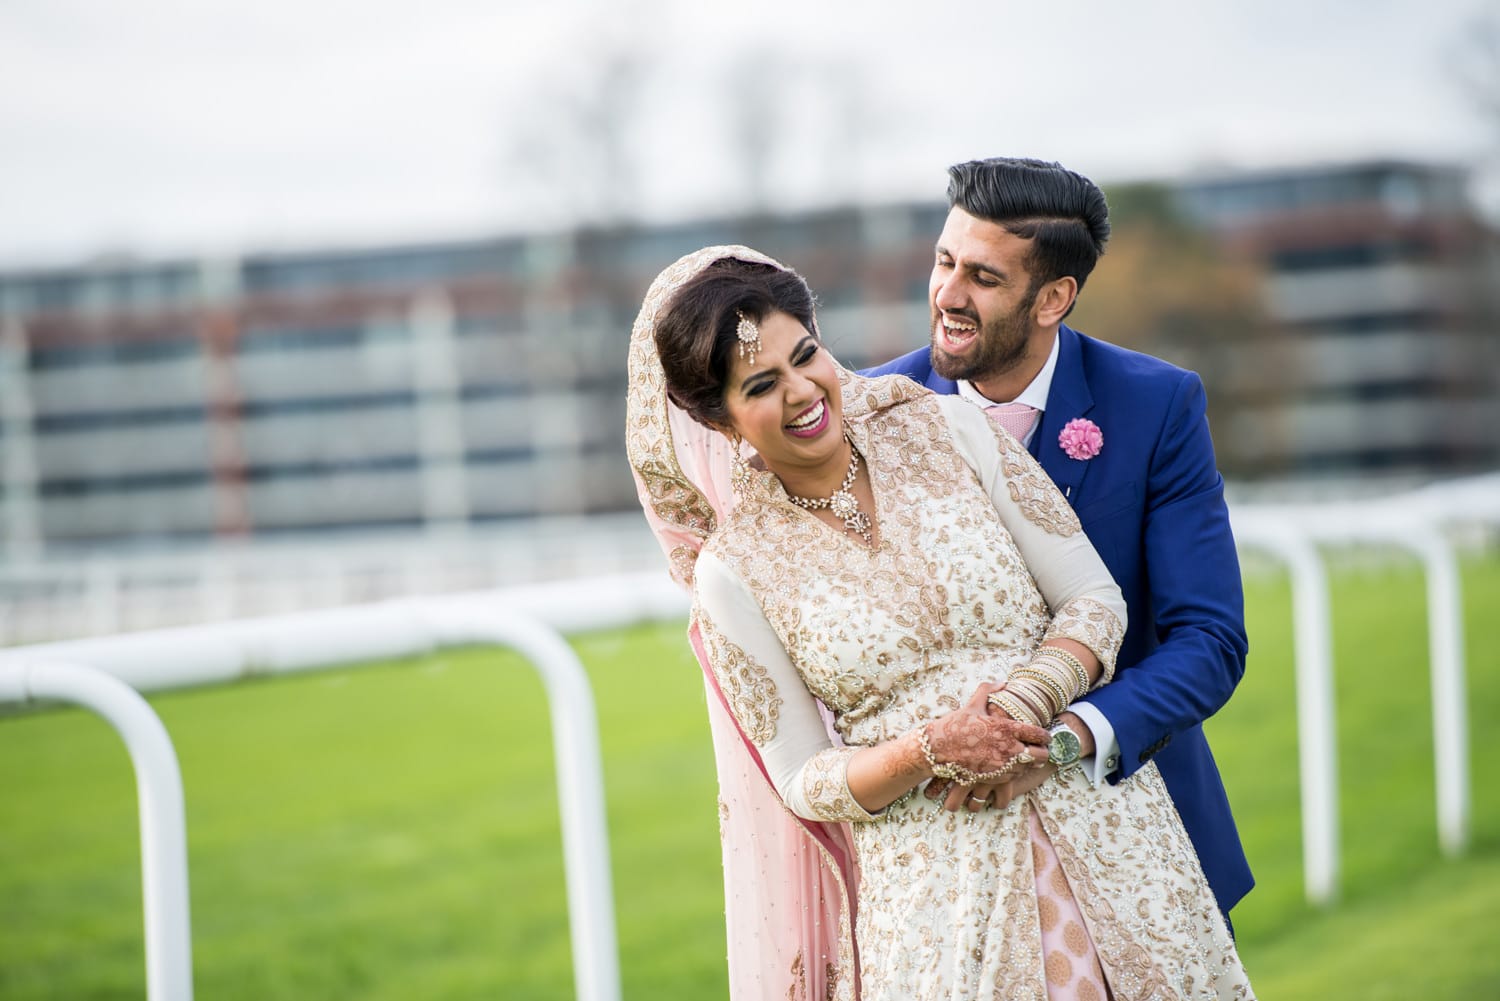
[929,291,1037,385]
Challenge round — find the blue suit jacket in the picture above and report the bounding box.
[864,324,1254,913]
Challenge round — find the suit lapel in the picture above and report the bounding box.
[914,339,1094,505]
[1035,326,1095,507]
[924,369,958,395]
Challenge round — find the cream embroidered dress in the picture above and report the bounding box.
[693,380,1253,1001]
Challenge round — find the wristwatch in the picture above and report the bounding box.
[1048,723,1083,770]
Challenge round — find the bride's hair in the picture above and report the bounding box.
[654,257,818,427]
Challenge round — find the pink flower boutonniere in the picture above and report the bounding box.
[1058,418,1103,460]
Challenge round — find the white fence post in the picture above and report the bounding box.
[414,600,622,1001]
[0,663,193,1001]
[1304,513,1471,857]
[1414,528,1471,856]
[1232,512,1341,906]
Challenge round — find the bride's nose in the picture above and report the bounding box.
[785,369,819,404]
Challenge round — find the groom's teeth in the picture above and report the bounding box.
[942,318,978,347]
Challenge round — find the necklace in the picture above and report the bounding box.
[785,432,874,547]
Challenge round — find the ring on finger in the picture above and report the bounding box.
[968,793,990,807]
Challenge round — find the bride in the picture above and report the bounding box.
[627,245,1252,1000]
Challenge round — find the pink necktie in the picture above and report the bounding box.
[985,402,1040,444]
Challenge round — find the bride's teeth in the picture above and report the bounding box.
[788,400,824,429]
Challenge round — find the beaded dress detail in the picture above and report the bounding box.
[693,374,1253,1001]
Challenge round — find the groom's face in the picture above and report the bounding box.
[928,208,1043,387]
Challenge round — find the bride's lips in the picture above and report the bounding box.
[784,398,830,438]
[936,313,979,354]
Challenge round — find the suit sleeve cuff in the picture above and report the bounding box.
[1067,700,1120,785]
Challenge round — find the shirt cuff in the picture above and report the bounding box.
[1066,700,1120,785]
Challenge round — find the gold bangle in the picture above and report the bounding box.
[1038,646,1091,695]
[1009,680,1060,724]
[1025,655,1083,705]
[1011,669,1070,717]
[988,691,1044,727]
[1032,657,1084,704]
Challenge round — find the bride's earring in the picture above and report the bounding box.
[728,432,752,496]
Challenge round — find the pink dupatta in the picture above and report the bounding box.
[626,247,860,1001]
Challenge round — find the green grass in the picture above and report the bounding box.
[1209,552,1500,997]
[2,554,1498,998]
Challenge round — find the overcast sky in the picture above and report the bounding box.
[1,0,1496,268]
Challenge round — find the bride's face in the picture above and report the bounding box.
[719,310,845,482]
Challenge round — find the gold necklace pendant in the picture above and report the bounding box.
[828,490,872,544]
[828,489,860,521]
[786,430,874,547]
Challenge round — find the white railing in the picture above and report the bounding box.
[1227,472,1497,905]
[0,513,665,648]
[0,662,193,1001]
[1,471,1495,996]
[0,575,689,1001]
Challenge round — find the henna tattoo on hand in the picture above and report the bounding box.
[927,708,1045,775]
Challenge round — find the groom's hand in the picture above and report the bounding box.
[978,711,1090,809]
[941,747,1054,812]
[984,759,1055,810]
[930,756,1056,812]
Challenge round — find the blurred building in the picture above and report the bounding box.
[1173,160,1500,483]
[2,159,1495,557]
[0,206,941,555]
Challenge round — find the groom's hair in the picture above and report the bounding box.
[655,257,818,428]
[947,158,1110,306]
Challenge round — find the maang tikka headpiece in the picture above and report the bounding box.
[735,310,762,367]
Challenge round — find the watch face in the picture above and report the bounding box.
[1049,727,1082,766]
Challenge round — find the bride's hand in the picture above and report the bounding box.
[925,682,1049,782]
[953,741,1054,812]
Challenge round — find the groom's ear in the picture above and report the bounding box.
[1033,276,1077,327]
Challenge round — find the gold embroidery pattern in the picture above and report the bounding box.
[697,607,783,746]
[704,383,1053,749]
[1042,767,1252,1001]
[832,895,855,1001]
[1046,596,1126,683]
[697,375,1251,999]
[823,962,840,1001]
[669,545,698,588]
[801,747,872,823]
[789,953,807,1001]
[990,420,1084,537]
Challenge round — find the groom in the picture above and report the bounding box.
[865,157,1254,918]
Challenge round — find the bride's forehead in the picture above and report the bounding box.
[756,311,812,340]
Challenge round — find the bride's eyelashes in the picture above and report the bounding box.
[744,342,819,397]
